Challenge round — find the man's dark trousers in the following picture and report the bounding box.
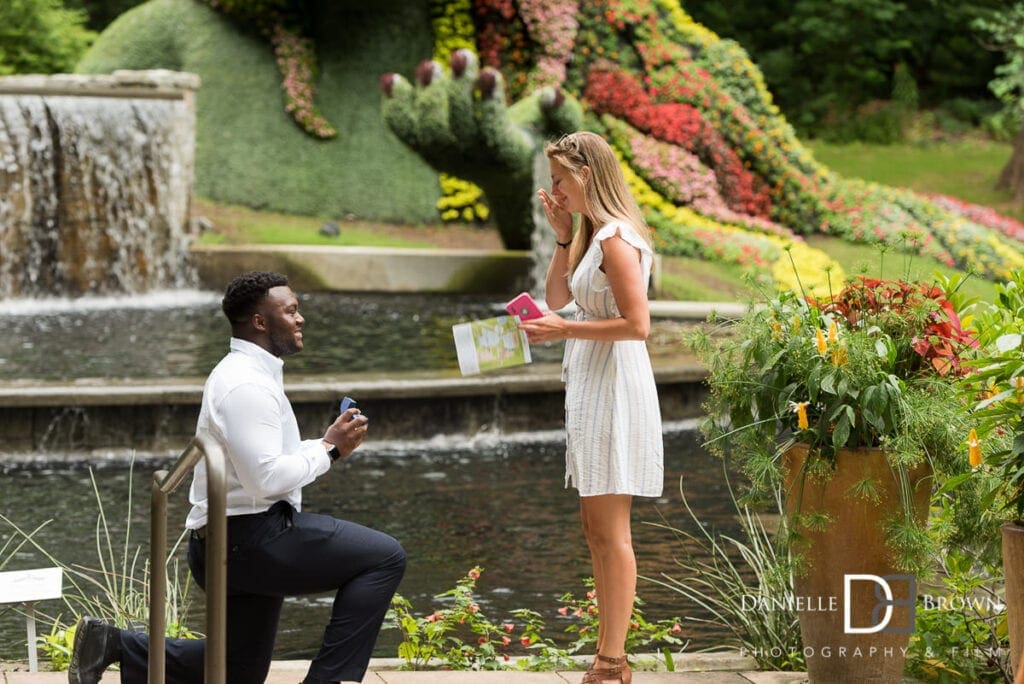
[116,501,407,683]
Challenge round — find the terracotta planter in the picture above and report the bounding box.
[783,443,931,683]
[1004,523,1024,678]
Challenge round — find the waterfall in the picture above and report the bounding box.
[529,149,555,298]
[0,71,199,297]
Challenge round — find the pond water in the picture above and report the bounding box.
[0,291,566,380]
[0,428,743,660]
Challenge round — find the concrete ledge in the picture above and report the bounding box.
[191,244,534,294]
[0,359,709,452]
[0,69,200,99]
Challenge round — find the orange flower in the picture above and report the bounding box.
[790,401,810,429]
[968,428,982,467]
[828,320,839,344]
[815,329,828,355]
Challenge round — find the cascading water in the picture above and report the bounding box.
[529,149,556,298]
[0,71,199,297]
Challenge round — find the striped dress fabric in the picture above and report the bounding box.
[562,221,664,497]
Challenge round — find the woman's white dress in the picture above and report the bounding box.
[562,221,664,497]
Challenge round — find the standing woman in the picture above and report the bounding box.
[519,131,663,684]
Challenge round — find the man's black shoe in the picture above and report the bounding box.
[68,616,121,684]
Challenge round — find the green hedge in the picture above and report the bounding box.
[77,0,441,223]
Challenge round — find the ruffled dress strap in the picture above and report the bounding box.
[592,221,653,274]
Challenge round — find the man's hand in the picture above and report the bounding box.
[323,409,368,461]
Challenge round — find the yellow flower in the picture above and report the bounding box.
[984,378,998,400]
[968,428,982,468]
[791,315,801,332]
[815,328,828,355]
[828,320,839,344]
[830,344,848,367]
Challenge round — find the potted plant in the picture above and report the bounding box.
[960,269,1024,678]
[689,268,977,682]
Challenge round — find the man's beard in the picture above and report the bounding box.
[267,326,301,357]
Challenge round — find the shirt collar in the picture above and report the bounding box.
[229,337,285,381]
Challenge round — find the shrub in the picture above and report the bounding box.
[0,0,96,75]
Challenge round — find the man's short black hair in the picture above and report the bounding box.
[221,271,289,324]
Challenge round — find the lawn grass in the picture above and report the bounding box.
[194,199,430,248]
[804,235,996,302]
[808,139,1023,223]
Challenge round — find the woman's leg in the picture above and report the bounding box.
[579,494,635,661]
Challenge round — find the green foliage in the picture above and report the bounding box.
[204,0,288,27]
[381,49,582,248]
[0,0,96,75]
[386,567,683,671]
[689,264,976,573]
[0,463,199,670]
[645,479,803,671]
[892,62,920,113]
[906,549,1010,682]
[974,4,1024,122]
[961,270,1024,524]
[687,0,1005,137]
[64,0,147,31]
[77,0,441,224]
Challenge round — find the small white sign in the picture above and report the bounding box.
[0,567,63,604]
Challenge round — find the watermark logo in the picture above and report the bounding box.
[843,574,916,635]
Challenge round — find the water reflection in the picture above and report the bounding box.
[0,292,565,381]
[0,430,740,660]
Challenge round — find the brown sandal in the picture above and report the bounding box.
[581,653,631,684]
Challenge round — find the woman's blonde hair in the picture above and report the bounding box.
[544,131,649,275]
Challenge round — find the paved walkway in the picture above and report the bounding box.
[1,654,811,683]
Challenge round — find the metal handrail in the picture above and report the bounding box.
[149,432,227,684]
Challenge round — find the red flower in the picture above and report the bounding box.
[816,277,977,377]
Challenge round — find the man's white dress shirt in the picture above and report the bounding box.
[186,338,331,529]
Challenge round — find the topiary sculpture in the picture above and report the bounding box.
[381,49,582,249]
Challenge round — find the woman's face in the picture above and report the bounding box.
[549,158,588,215]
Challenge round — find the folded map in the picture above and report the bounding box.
[452,315,532,375]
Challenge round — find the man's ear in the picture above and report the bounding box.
[252,312,267,331]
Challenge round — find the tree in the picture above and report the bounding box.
[975,3,1024,200]
[62,0,147,32]
[0,0,95,74]
[686,0,1005,135]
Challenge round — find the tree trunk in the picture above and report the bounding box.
[998,127,1024,201]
